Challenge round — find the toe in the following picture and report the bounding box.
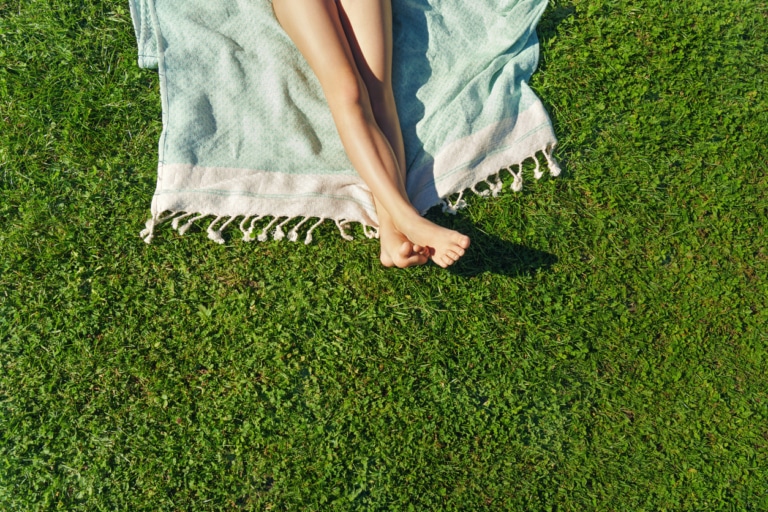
[397,241,413,259]
[380,253,395,267]
[395,253,428,268]
[432,256,448,268]
[392,242,428,268]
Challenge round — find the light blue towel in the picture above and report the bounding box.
[131,0,559,244]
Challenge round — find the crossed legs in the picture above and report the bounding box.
[271,0,469,268]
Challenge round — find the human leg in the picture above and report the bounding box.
[335,0,429,266]
[271,0,469,267]
[335,0,432,267]
[336,0,471,267]
[336,0,404,177]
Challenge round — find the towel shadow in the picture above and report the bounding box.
[532,2,576,179]
[537,2,576,46]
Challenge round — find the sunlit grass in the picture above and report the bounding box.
[1,0,766,509]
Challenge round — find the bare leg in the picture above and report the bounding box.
[272,0,469,268]
[336,0,427,268]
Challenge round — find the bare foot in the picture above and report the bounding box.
[396,214,470,268]
[378,210,429,268]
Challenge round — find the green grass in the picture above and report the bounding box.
[1,0,767,509]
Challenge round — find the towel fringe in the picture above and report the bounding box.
[336,219,354,241]
[141,212,339,244]
[258,217,281,242]
[239,216,253,240]
[509,163,524,192]
[177,213,206,235]
[489,175,503,197]
[471,181,491,197]
[273,217,293,241]
[363,224,379,240]
[543,144,562,177]
[533,155,544,180]
[305,218,325,245]
[466,144,559,199]
[171,212,195,230]
[205,216,223,243]
[207,215,236,244]
[139,210,177,243]
[288,217,311,242]
[139,219,154,244]
[441,190,467,215]
[241,215,266,241]
[138,147,560,245]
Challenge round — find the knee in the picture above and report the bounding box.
[324,72,370,113]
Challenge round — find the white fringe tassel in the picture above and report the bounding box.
[207,216,236,244]
[258,217,280,242]
[171,212,194,230]
[441,190,467,215]
[288,217,311,242]
[544,144,562,177]
[273,217,293,241]
[509,163,524,192]
[178,213,207,236]
[241,215,266,241]
[304,218,325,245]
[139,146,560,245]
[533,155,544,180]
[139,211,178,244]
[363,224,379,240]
[335,219,354,241]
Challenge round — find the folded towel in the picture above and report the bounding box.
[130,0,560,244]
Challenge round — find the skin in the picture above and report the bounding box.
[271,0,470,268]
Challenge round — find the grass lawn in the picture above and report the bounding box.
[1,0,767,509]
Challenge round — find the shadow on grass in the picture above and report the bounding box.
[535,2,577,178]
[446,222,558,278]
[538,2,576,47]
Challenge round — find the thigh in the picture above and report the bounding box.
[271,0,363,103]
[337,0,393,93]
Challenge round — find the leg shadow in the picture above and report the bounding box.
[392,0,432,177]
[420,209,558,277]
[394,0,559,278]
[450,225,558,278]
